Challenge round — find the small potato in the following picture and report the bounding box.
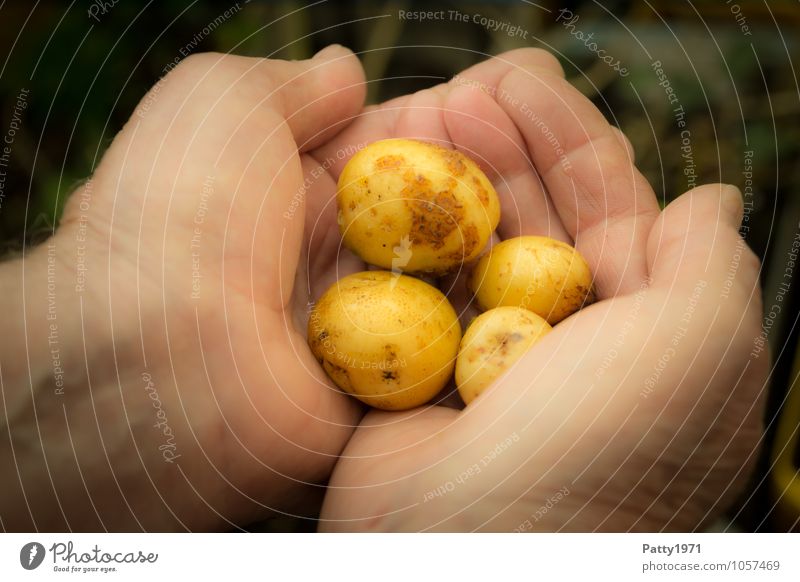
[337,138,500,275]
[455,307,551,405]
[308,271,461,411]
[468,236,594,324]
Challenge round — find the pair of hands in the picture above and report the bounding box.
[1,46,766,531]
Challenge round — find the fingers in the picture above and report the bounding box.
[611,127,635,162]
[131,46,365,149]
[259,44,367,150]
[453,47,565,86]
[647,184,760,297]
[442,48,570,242]
[442,84,571,242]
[125,47,365,309]
[310,87,453,181]
[496,67,660,298]
[392,88,451,144]
[311,47,566,182]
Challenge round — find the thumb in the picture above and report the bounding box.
[646,184,759,297]
[261,44,366,150]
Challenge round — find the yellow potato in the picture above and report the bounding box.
[337,138,500,275]
[308,271,461,411]
[455,307,551,405]
[468,236,595,324]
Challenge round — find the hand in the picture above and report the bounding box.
[0,46,369,530]
[318,49,767,531]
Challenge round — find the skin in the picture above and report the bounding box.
[0,46,367,530]
[317,49,766,532]
[0,46,766,532]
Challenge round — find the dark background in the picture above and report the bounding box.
[0,0,798,531]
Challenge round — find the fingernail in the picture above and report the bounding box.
[721,185,743,227]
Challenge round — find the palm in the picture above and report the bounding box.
[58,49,368,529]
[318,50,766,531]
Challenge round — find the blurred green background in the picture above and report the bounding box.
[1,1,798,258]
[0,0,798,531]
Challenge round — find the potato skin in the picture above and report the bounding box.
[337,139,500,275]
[468,236,595,324]
[455,307,551,405]
[308,271,461,411]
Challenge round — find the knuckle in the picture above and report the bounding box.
[529,49,565,77]
[171,52,223,77]
[612,126,635,161]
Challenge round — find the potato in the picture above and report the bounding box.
[468,236,594,324]
[308,271,461,411]
[337,138,500,275]
[455,307,551,405]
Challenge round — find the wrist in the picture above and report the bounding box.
[0,222,133,530]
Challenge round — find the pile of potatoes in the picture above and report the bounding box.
[308,139,594,410]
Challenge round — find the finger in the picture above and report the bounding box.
[311,48,565,182]
[299,155,365,305]
[308,95,407,181]
[611,126,635,162]
[146,47,365,309]
[496,67,661,298]
[647,184,760,296]
[442,84,571,242]
[259,44,367,150]
[310,85,456,181]
[393,88,451,145]
[452,47,565,86]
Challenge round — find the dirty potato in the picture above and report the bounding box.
[337,138,500,275]
[308,271,461,411]
[468,236,595,324]
[455,307,552,405]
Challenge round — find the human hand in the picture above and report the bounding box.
[0,46,369,530]
[317,49,767,531]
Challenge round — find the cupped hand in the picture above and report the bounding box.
[28,46,369,530]
[317,49,767,531]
